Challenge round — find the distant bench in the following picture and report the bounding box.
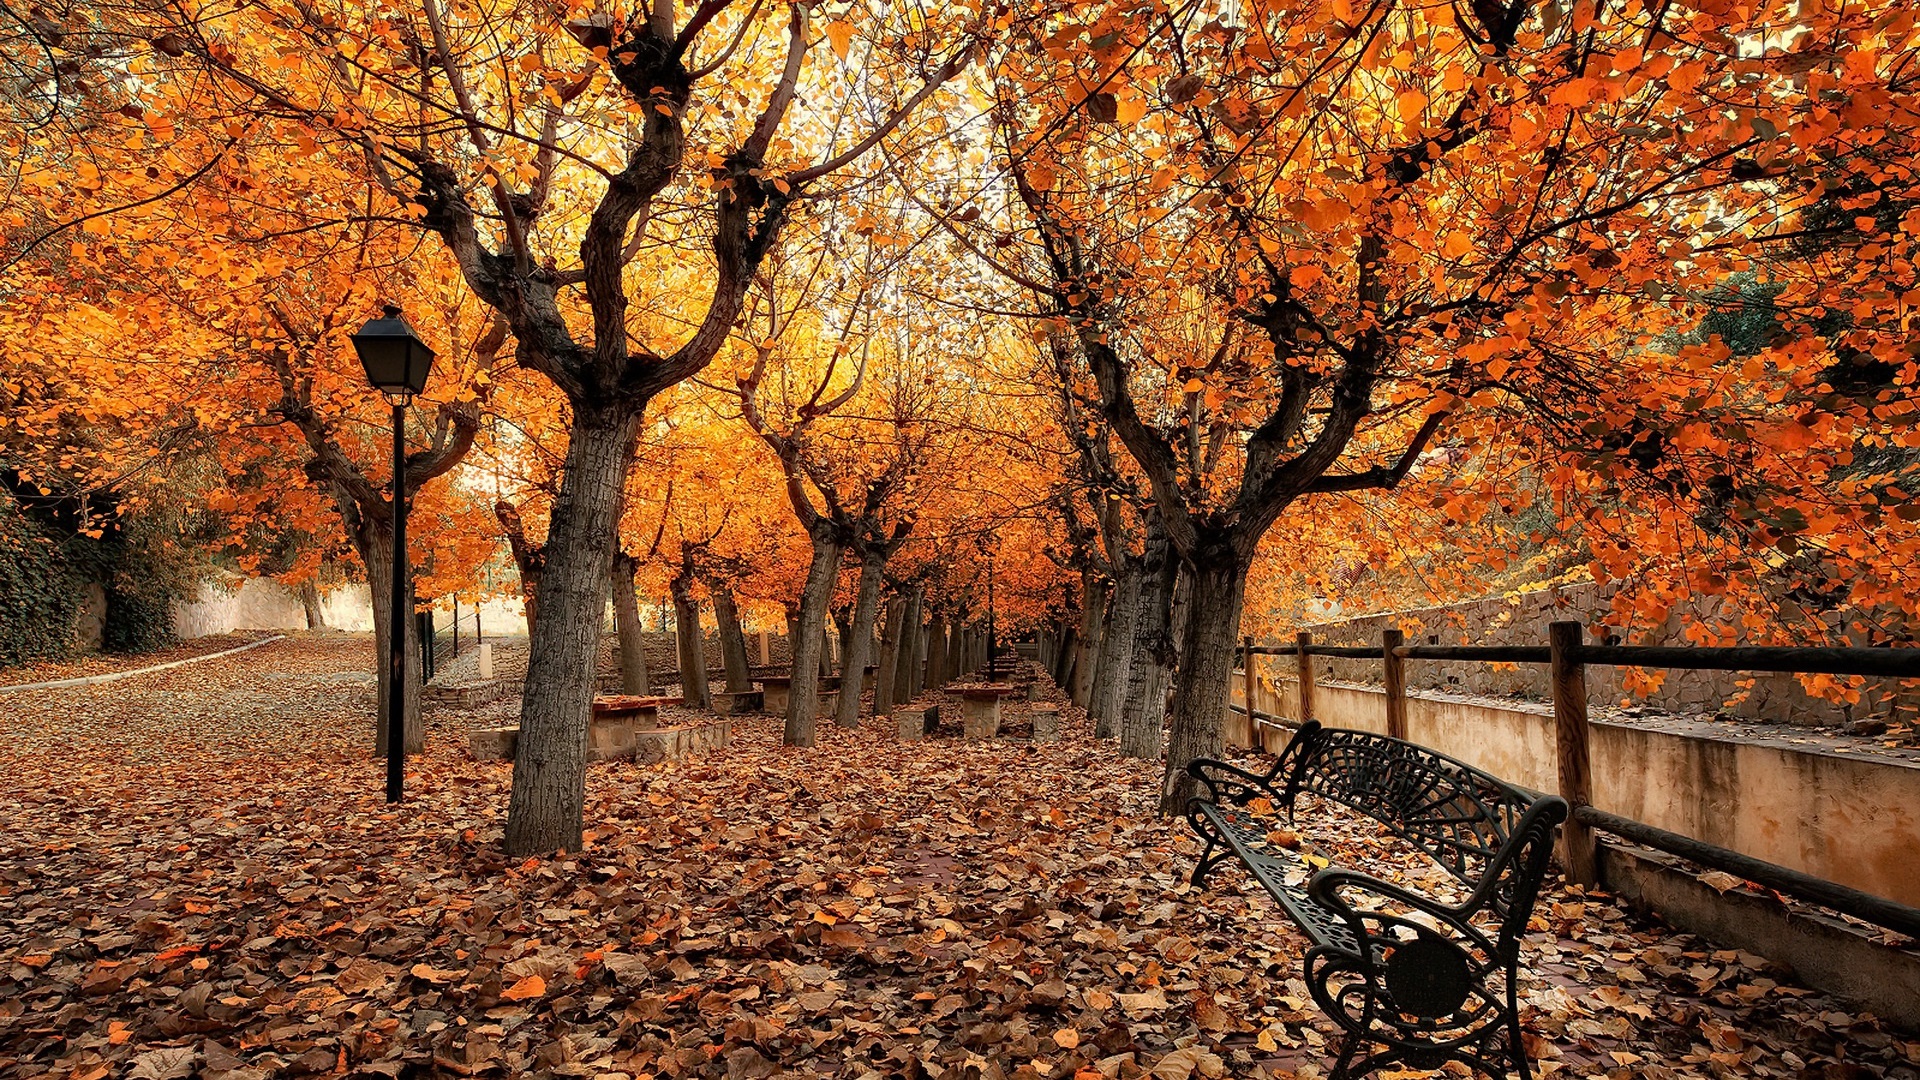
[1184,720,1566,1080]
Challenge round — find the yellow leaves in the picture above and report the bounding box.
[517,53,543,73]
[825,19,854,62]
[1442,231,1474,259]
[1289,264,1323,288]
[1182,378,1203,394]
[1396,90,1429,123]
[1027,166,1058,192]
[1052,1027,1081,1048]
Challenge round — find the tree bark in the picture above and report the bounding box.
[835,550,886,726]
[670,565,710,710]
[298,580,328,630]
[873,594,905,713]
[612,554,651,696]
[784,535,843,746]
[1070,572,1106,708]
[1093,564,1141,738]
[1121,522,1178,759]
[363,532,424,757]
[891,588,924,706]
[1050,623,1077,687]
[505,407,639,856]
[924,614,948,692]
[1159,545,1249,816]
[908,615,928,698]
[710,584,753,694]
[496,500,545,637]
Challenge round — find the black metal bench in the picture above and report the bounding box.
[1185,721,1568,1080]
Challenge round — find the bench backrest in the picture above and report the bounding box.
[1274,722,1554,913]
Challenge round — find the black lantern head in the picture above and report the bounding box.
[351,304,436,402]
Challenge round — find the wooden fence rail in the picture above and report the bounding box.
[1233,621,1920,938]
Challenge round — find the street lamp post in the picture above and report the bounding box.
[350,305,437,803]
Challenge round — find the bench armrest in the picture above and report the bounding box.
[1308,867,1479,928]
[1187,757,1283,806]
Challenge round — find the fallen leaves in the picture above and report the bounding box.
[0,639,1914,1080]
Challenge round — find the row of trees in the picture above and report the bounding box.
[3,0,1914,845]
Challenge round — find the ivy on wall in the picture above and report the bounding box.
[0,489,205,668]
[0,495,85,668]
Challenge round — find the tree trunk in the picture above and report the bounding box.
[1070,572,1106,709]
[670,568,710,710]
[925,614,948,692]
[873,594,904,714]
[710,584,752,694]
[1159,546,1249,816]
[1093,563,1141,738]
[612,554,651,696]
[908,616,928,698]
[505,407,640,856]
[364,532,424,757]
[784,535,843,746]
[298,580,328,630]
[831,605,852,677]
[1121,522,1178,759]
[835,550,886,726]
[496,500,544,638]
[891,588,924,706]
[1050,623,1077,687]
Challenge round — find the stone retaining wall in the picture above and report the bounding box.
[1225,674,1920,909]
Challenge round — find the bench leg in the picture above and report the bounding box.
[1190,835,1220,887]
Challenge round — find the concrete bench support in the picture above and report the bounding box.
[1032,705,1061,743]
[711,690,764,715]
[961,697,999,739]
[469,727,517,761]
[895,704,940,741]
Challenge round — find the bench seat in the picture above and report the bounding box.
[1186,721,1566,1080]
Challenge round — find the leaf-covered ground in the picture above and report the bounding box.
[0,637,1914,1080]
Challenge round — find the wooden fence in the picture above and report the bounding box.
[1233,621,1920,939]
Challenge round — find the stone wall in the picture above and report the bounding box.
[1281,582,1913,726]
[172,578,529,638]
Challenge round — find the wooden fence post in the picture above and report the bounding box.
[1550,619,1600,887]
[1296,631,1315,723]
[1242,636,1256,721]
[1382,627,1407,739]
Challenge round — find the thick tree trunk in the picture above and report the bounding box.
[298,580,328,630]
[891,588,923,706]
[612,554,651,696]
[1070,572,1106,708]
[670,569,710,711]
[364,534,424,756]
[505,407,640,856]
[835,551,886,726]
[710,585,753,694]
[1093,564,1142,738]
[924,615,948,692]
[1120,523,1178,759]
[1159,547,1249,816]
[784,535,843,746]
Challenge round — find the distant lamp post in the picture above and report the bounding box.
[350,305,436,803]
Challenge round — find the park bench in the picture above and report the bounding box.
[1185,720,1567,1080]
